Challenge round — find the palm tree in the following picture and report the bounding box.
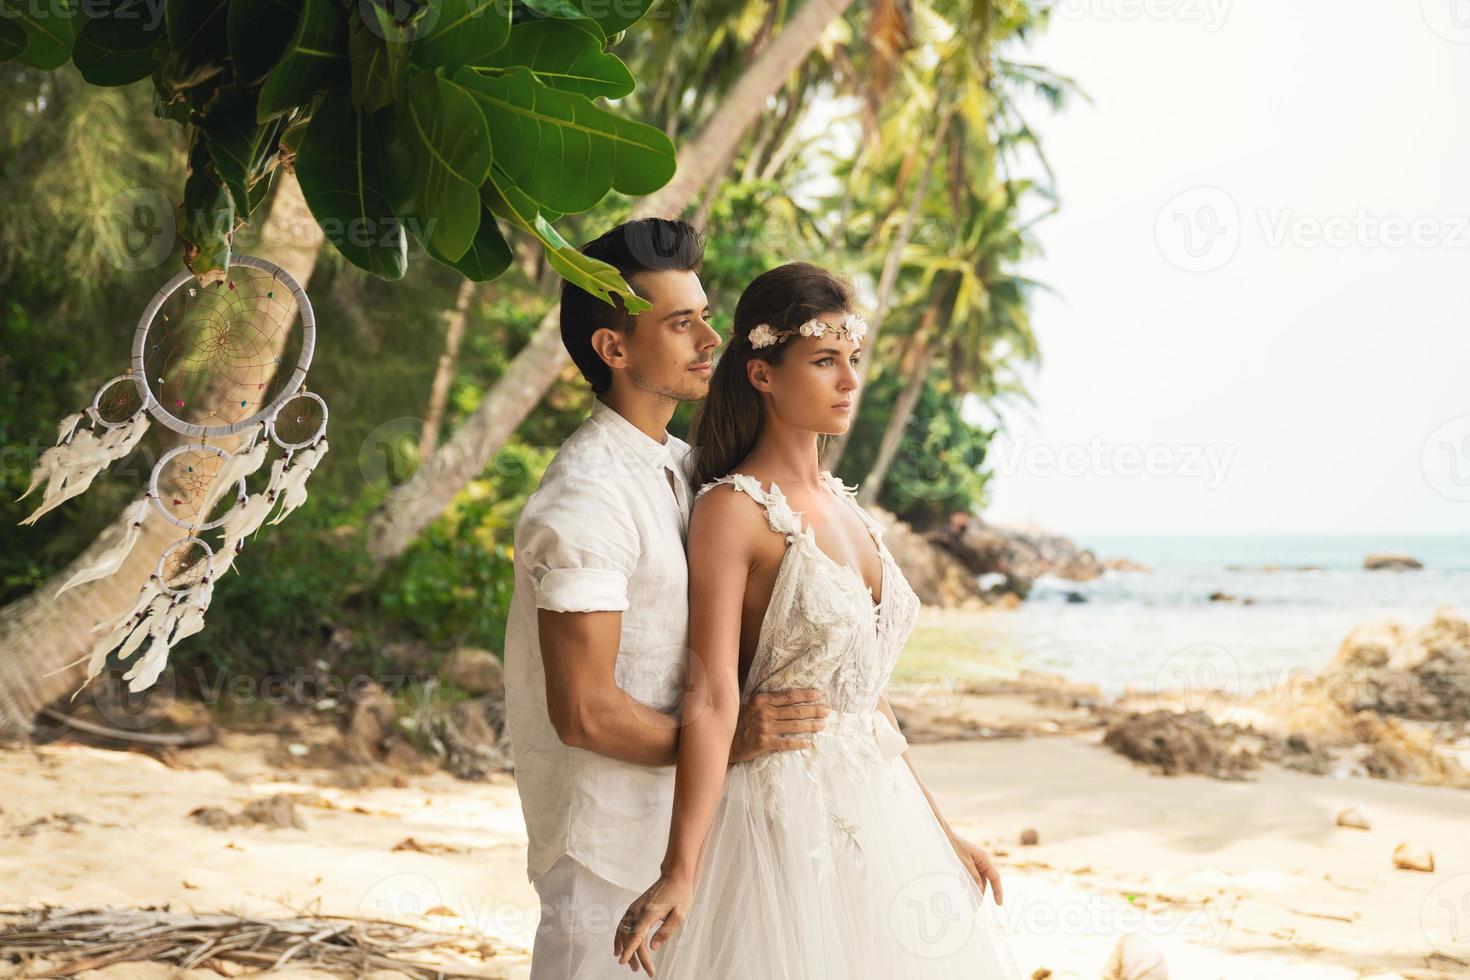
[822,0,1078,471]
[857,179,1044,505]
[365,0,860,565]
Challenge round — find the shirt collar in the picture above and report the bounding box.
[590,395,685,471]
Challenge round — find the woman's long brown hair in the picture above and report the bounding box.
[690,262,858,491]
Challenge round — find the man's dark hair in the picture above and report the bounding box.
[560,218,706,394]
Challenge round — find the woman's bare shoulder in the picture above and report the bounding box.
[688,480,782,561]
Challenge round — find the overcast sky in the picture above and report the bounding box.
[973,0,1470,534]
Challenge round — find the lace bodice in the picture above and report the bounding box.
[693,470,921,717]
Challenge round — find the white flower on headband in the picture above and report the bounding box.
[748,323,780,348]
[748,313,869,350]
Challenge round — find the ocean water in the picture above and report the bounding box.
[972,533,1470,698]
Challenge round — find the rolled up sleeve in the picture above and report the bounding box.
[516,478,638,614]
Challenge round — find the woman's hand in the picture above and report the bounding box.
[948,831,1004,906]
[613,873,694,974]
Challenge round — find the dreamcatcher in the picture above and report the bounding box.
[17,254,329,696]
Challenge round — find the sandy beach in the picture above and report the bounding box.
[3,646,1467,980]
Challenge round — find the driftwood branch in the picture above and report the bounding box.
[0,905,505,978]
[38,707,216,748]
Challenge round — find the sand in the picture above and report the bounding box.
[2,718,1467,980]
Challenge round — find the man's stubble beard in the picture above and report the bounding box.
[628,366,710,403]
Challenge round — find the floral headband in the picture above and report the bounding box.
[747,313,868,350]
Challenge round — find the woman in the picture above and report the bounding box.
[613,263,1021,978]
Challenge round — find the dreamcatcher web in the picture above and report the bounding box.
[139,261,307,436]
[19,254,330,699]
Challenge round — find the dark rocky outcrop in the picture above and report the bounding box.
[869,507,984,607]
[1101,709,1263,780]
[1318,607,1470,721]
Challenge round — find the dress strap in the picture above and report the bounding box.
[820,470,887,546]
[696,472,808,539]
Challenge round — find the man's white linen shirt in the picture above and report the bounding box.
[504,395,694,892]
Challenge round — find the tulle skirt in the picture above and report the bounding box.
[652,709,1022,979]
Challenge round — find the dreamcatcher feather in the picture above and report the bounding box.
[17,255,329,697]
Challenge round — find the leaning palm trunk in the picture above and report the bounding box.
[856,281,953,507]
[0,171,325,739]
[367,304,566,563]
[365,0,858,567]
[824,101,955,474]
[419,279,476,457]
[857,337,939,507]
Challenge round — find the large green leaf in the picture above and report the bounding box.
[256,0,348,122]
[348,1,409,111]
[482,167,648,312]
[227,0,299,85]
[0,17,25,60]
[201,83,277,215]
[179,140,235,282]
[472,19,632,99]
[165,0,227,70]
[1,0,78,69]
[296,89,408,280]
[453,65,673,214]
[385,70,492,263]
[410,0,510,70]
[246,165,276,217]
[72,0,164,85]
[519,0,656,38]
[418,205,513,281]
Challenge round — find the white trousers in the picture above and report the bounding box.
[530,854,644,980]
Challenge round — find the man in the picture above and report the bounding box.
[503,218,829,979]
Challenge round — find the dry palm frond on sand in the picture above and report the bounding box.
[0,905,506,978]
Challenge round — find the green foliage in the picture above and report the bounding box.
[377,441,553,650]
[3,0,673,306]
[834,364,994,529]
[182,489,377,682]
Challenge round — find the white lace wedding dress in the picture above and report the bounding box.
[651,470,1021,978]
